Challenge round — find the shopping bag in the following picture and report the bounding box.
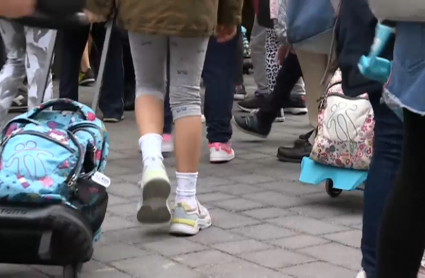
[286,0,339,54]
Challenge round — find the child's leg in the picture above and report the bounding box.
[168,36,211,236]
[128,32,170,224]
[24,27,54,109]
[0,20,27,128]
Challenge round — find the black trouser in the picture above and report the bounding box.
[234,27,244,86]
[257,53,302,123]
[121,30,135,92]
[59,23,124,117]
[377,109,425,278]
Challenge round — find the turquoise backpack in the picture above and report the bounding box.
[0,98,109,204]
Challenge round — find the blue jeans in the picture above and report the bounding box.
[361,94,403,278]
[202,32,239,143]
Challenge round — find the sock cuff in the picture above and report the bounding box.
[176,172,199,178]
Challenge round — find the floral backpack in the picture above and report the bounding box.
[310,70,375,170]
[0,98,109,204]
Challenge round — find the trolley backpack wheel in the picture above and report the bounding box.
[325,179,342,198]
[63,263,83,278]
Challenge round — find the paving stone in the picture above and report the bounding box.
[189,227,245,245]
[212,198,266,211]
[242,207,294,220]
[243,191,311,208]
[103,226,170,245]
[80,269,132,278]
[197,176,235,187]
[209,208,260,229]
[269,235,329,250]
[240,248,316,269]
[232,223,297,240]
[259,181,323,196]
[141,237,207,256]
[197,192,236,203]
[197,258,291,278]
[101,215,140,232]
[326,213,363,228]
[323,229,362,248]
[107,202,137,218]
[228,174,277,185]
[173,250,236,268]
[298,242,362,270]
[6,271,49,278]
[214,183,264,195]
[111,255,200,278]
[106,182,141,199]
[212,239,274,255]
[93,243,151,262]
[0,265,32,275]
[108,194,131,206]
[270,215,349,235]
[281,261,357,277]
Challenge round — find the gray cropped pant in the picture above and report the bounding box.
[128,33,209,121]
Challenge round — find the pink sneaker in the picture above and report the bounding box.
[162,134,173,153]
[208,142,235,163]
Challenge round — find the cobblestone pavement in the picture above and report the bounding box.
[0,76,364,277]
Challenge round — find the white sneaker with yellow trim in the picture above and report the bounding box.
[169,200,212,235]
[137,161,171,224]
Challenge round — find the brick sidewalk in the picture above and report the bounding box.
[0,77,364,278]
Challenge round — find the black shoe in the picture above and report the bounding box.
[237,93,267,112]
[277,140,312,163]
[295,129,315,145]
[283,93,308,115]
[234,85,248,100]
[233,114,272,138]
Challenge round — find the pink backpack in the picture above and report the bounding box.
[310,70,375,170]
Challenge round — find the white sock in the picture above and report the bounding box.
[175,172,198,208]
[139,134,163,167]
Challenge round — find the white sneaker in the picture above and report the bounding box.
[162,134,173,154]
[208,142,235,163]
[169,200,212,235]
[356,270,366,278]
[137,161,171,224]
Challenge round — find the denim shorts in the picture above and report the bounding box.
[387,22,425,115]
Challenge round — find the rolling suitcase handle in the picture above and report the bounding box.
[91,17,115,111]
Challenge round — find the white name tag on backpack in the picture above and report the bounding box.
[91,172,111,188]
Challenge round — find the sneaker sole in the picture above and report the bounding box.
[79,78,96,86]
[234,94,247,100]
[232,118,268,139]
[237,104,256,113]
[284,107,308,115]
[137,178,171,224]
[169,216,212,235]
[210,152,235,163]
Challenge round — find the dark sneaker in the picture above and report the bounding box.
[283,94,308,115]
[295,129,315,145]
[233,114,271,138]
[103,115,124,123]
[9,94,28,113]
[79,68,96,86]
[277,140,312,163]
[234,85,247,100]
[237,93,267,112]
